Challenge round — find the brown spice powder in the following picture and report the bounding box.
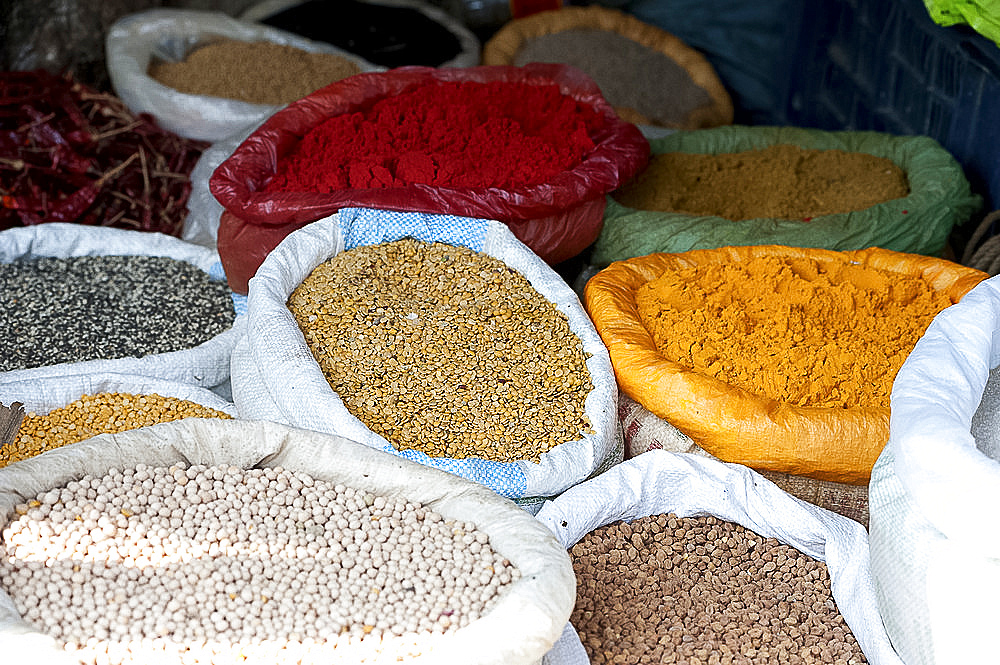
[612,144,910,220]
[635,255,952,409]
[149,38,361,106]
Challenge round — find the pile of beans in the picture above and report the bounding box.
[0,464,520,664]
[0,255,235,372]
[287,238,594,463]
[2,393,232,468]
[570,513,867,664]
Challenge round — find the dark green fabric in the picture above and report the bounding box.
[593,126,982,266]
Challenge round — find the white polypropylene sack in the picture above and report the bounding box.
[0,417,575,665]
[535,450,905,665]
[106,8,383,143]
[231,208,622,512]
[182,121,261,248]
[241,0,481,69]
[869,274,1000,665]
[0,223,244,389]
[0,372,237,422]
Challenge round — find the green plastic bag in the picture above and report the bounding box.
[592,125,982,267]
[924,0,1000,48]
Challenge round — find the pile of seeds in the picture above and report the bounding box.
[513,29,714,128]
[0,463,520,664]
[2,393,232,468]
[148,39,361,106]
[287,238,594,463]
[0,255,235,372]
[570,513,868,664]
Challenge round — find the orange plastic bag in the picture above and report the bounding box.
[209,63,650,294]
[585,245,988,484]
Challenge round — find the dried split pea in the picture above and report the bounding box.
[3,393,231,468]
[287,238,595,463]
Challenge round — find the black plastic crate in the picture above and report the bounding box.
[779,0,1000,215]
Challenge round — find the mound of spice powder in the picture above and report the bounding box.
[635,255,953,409]
[148,39,361,106]
[612,145,910,220]
[265,80,605,193]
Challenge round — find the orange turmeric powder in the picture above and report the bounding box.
[635,254,953,409]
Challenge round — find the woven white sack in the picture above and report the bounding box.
[231,208,622,511]
[0,417,575,665]
[183,122,261,248]
[0,223,244,389]
[240,0,482,69]
[535,450,905,665]
[106,8,383,143]
[869,274,1000,665]
[0,372,237,420]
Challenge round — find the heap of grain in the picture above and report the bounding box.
[287,238,593,463]
[1,393,232,468]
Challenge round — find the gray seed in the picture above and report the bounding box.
[0,255,235,371]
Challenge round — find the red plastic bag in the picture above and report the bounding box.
[209,63,650,293]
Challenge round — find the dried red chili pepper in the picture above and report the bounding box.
[0,70,208,236]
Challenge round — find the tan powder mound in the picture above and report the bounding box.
[149,38,361,105]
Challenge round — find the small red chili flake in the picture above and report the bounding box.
[802,217,813,222]
[902,210,908,214]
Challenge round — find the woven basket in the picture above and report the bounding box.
[483,5,733,129]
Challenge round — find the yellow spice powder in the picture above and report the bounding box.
[635,255,952,409]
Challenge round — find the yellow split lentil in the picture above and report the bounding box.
[3,393,232,468]
[287,238,595,463]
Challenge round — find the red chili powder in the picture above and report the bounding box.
[265,80,606,193]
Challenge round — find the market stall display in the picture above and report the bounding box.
[241,0,481,68]
[592,126,982,267]
[869,274,1000,665]
[105,9,382,144]
[0,223,242,389]
[584,244,988,485]
[0,417,575,665]
[230,208,621,513]
[0,70,206,236]
[209,63,649,294]
[482,5,733,130]
[534,451,904,665]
